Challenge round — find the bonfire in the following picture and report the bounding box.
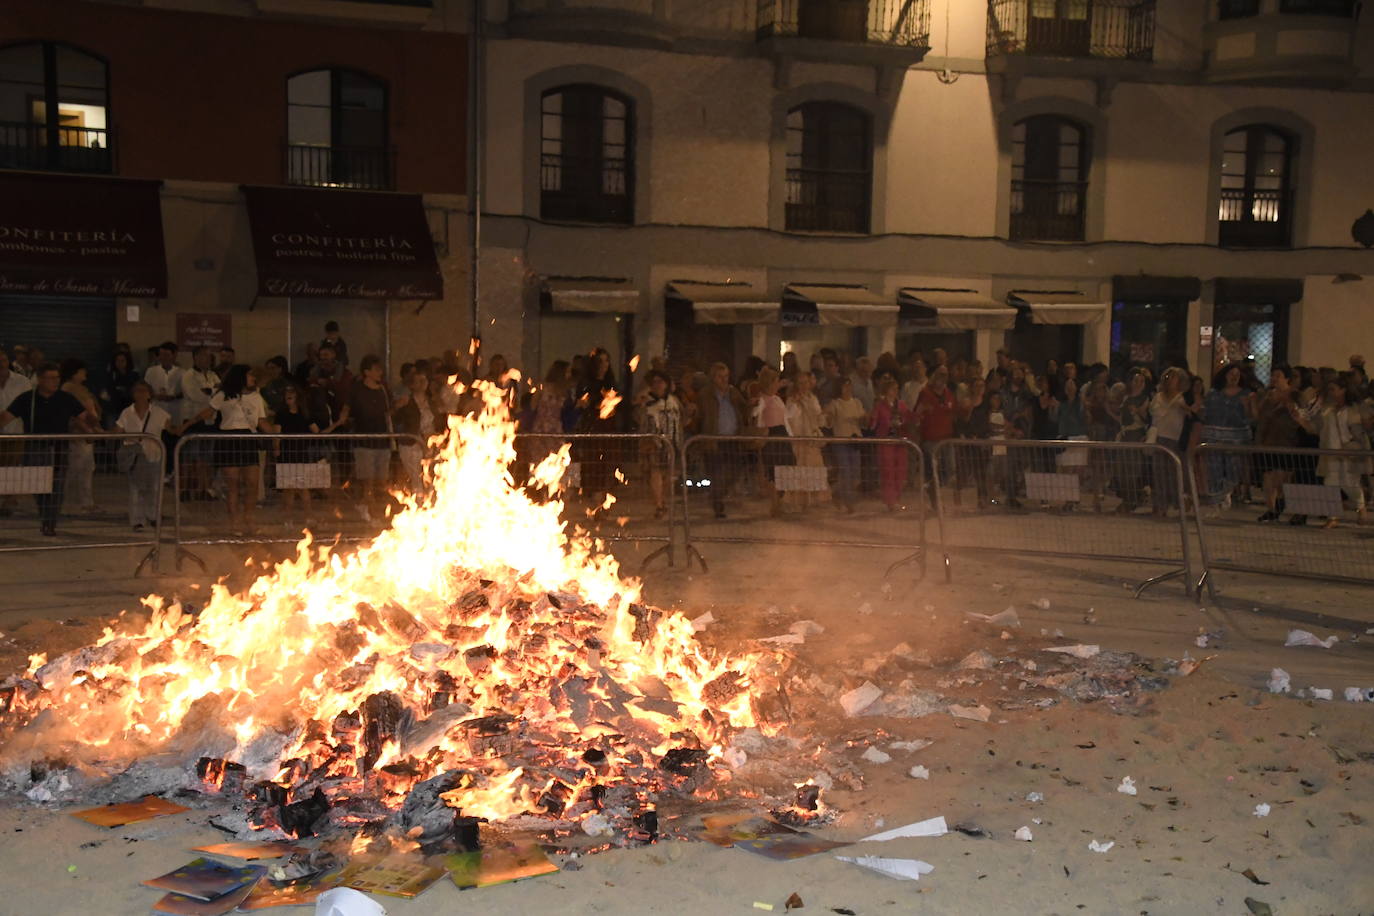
[0,380,768,845]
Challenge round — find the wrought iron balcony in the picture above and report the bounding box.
[540,152,633,224]
[1010,179,1087,242]
[0,121,115,174]
[785,167,871,233]
[286,144,394,191]
[987,0,1155,61]
[757,0,930,48]
[1218,188,1293,248]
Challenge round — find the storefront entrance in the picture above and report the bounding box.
[1110,300,1188,379]
[0,296,116,388]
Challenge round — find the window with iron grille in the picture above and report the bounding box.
[0,41,112,174]
[540,85,633,224]
[1217,0,1260,18]
[1218,125,1294,248]
[1010,115,1089,242]
[785,102,872,233]
[287,69,391,190]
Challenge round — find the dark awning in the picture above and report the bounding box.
[898,288,1015,330]
[1112,275,1201,302]
[242,185,442,300]
[1214,277,1304,305]
[666,281,777,324]
[1009,291,1108,325]
[783,284,898,327]
[0,172,167,298]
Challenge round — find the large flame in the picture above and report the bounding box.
[1,382,760,824]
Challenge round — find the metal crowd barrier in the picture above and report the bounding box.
[931,438,1194,597]
[0,432,164,575]
[172,432,420,571]
[679,434,926,579]
[513,432,676,568]
[1190,442,1374,595]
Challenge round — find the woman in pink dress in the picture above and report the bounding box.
[871,377,914,510]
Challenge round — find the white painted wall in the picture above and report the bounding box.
[1292,275,1374,369]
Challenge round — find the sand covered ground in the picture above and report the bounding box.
[0,537,1371,915]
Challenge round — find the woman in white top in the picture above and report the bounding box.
[116,380,172,530]
[1148,367,1199,516]
[182,364,272,535]
[785,370,828,508]
[823,377,866,512]
[1315,380,1371,527]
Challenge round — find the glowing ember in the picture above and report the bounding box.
[0,382,764,838]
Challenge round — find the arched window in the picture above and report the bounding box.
[785,101,871,233]
[540,84,633,224]
[1010,114,1089,242]
[0,41,110,173]
[1218,125,1294,248]
[287,68,390,190]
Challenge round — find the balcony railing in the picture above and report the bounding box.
[987,0,1155,61]
[286,144,394,191]
[1278,0,1356,15]
[540,152,633,223]
[1218,188,1293,248]
[757,0,931,47]
[785,168,871,233]
[1010,179,1087,242]
[0,120,114,174]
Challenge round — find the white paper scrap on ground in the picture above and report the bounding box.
[722,747,747,769]
[1310,688,1334,700]
[316,888,387,916]
[907,765,930,780]
[757,633,805,646]
[1117,776,1137,796]
[1026,791,1044,803]
[1285,629,1339,649]
[1268,668,1291,693]
[949,704,992,722]
[790,619,825,637]
[859,816,948,842]
[1087,840,1114,853]
[889,739,933,752]
[858,602,874,616]
[967,608,1021,627]
[1033,598,1052,610]
[1044,644,1100,659]
[840,681,884,716]
[861,747,892,765]
[690,611,715,632]
[1254,803,1271,817]
[1344,688,1367,703]
[835,856,934,882]
[1014,826,1033,842]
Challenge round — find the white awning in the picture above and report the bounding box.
[666,281,778,325]
[1010,292,1108,326]
[544,279,641,313]
[784,284,899,328]
[898,288,1016,331]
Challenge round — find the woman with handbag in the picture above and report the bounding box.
[181,364,272,535]
[116,381,171,531]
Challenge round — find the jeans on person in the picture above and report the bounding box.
[830,441,859,507]
[128,456,161,526]
[705,440,741,516]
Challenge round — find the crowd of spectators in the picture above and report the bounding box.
[3,325,1373,536]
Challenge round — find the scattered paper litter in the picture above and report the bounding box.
[955,649,998,671]
[789,620,825,637]
[966,608,1020,627]
[859,816,948,842]
[949,704,991,722]
[1117,776,1137,796]
[722,747,748,769]
[1285,629,1338,649]
[1254,804,1271,818]
[689,611,715,632]
[1044,644,1100,659]
[840,681,883,717]
[1310,688,1334,701]
[888,739,933,752]
[1267,668,1291,694]
[1014,826,1033,842]
[582,813,614,837]
[1195,635,1210,648]
[857,602,874,616]
[907,765,930,780]
[1343,688,1367,703]
[861,747,892,765]
[835,856,934,882]
[1026,792,1044,803]
[1087,840,1114,853]
[1033,598,1052,610]
[315,888,386,916]
[757,633,805,646]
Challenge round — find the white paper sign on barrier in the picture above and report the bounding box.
[0,465,54,495]
[275,460,331,490]
[1282,483,1346,518]
[1056,437,1090,468]
[774,464,829,493]
[1024,471,1080,503]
